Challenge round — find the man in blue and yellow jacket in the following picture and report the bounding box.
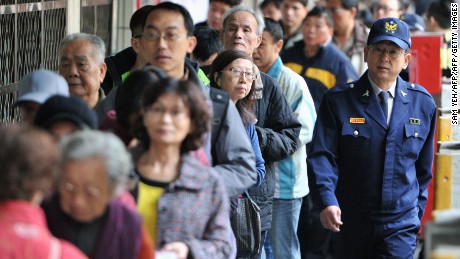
[308,17,437,258]
[281,6,358,113]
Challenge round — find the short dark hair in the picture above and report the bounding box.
[426,0,453,29]
[130,5,154,37]
[143,2,195,36]
[305,6,334,27]
[134,78,211,153]
[264,18,283,42]
[341,0,358,10]
[210,0,242,6]
[281,0,308,6]
[115,65,169,137]
[192,27,223,63]
[0,126,58,201]
[208,50,257,127]
[260,0,281,9]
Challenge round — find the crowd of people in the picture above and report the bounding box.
[0,0,454,258]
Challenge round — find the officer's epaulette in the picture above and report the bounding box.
[328,81,358,94]
[405,81,432,97]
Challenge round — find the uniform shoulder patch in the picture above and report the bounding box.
[329,81,357,95]
[406,82,431,96]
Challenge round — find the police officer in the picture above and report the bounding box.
[307,17,437,258]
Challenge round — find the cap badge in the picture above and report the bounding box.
[385,21,398,33]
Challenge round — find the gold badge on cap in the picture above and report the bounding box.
[350,118,366,124]
[385,21,398,33]
[409,118,420,125]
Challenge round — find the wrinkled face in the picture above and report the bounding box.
[141,10,196,79]
[373,0,402,19]
[59,158,111,223]
[208,1,231,30]
[59,40,106,108]
[326,0,356,34]
[221,11,262,55]
[253,31,280,72]
[142,92,192,147]
[215,58,255,103]
[280,0,308,32]
[364,41,411,86]
[262,2,283,22]
[302,15,333,47]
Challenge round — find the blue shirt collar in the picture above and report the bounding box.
[267,57,283,79]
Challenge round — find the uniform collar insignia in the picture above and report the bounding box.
[400,90,407,97]
[362,90,369,97]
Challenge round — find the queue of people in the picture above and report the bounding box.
[0,0,454,258]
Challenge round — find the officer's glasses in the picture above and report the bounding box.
[222,67,258,81]
[368,45,408,58]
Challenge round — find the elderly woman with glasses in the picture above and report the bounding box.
[132,77,233,259]
[41,130,154,259]
[209,50,266,187]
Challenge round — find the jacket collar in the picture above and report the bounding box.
[356,72,410,130]
[167,154,207,191]
[267,57,283,79]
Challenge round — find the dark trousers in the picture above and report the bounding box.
[334,208,420,259]
[297,194,333,259]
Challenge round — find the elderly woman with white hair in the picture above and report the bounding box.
[41,130,154,259]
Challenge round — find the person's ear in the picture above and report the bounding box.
[220,30,224,43]
[403,52,411,69]
[131,37,140,53]
[214,72,221,86]
[255,34,262,48]
[99,63,107,83]
[363,46,369,63]
[350,7,357,17]
[275,39,284,53]
[187,36,197,54]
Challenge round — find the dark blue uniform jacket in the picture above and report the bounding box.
[308,71,437,223]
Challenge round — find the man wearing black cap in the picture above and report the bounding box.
[34,95,98,139]
[307,17,437,258]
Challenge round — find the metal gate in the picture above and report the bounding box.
[0,0,113,124]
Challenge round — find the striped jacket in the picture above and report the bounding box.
[268,57,317,199]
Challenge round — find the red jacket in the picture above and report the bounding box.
[0,200,87,259]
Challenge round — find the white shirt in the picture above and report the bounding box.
[368,74,396,125]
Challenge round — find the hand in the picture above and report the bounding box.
[320,205,343,232]
[161,242,189,259]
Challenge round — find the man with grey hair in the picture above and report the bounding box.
[221,5,302,258]
[58,33,107,108]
